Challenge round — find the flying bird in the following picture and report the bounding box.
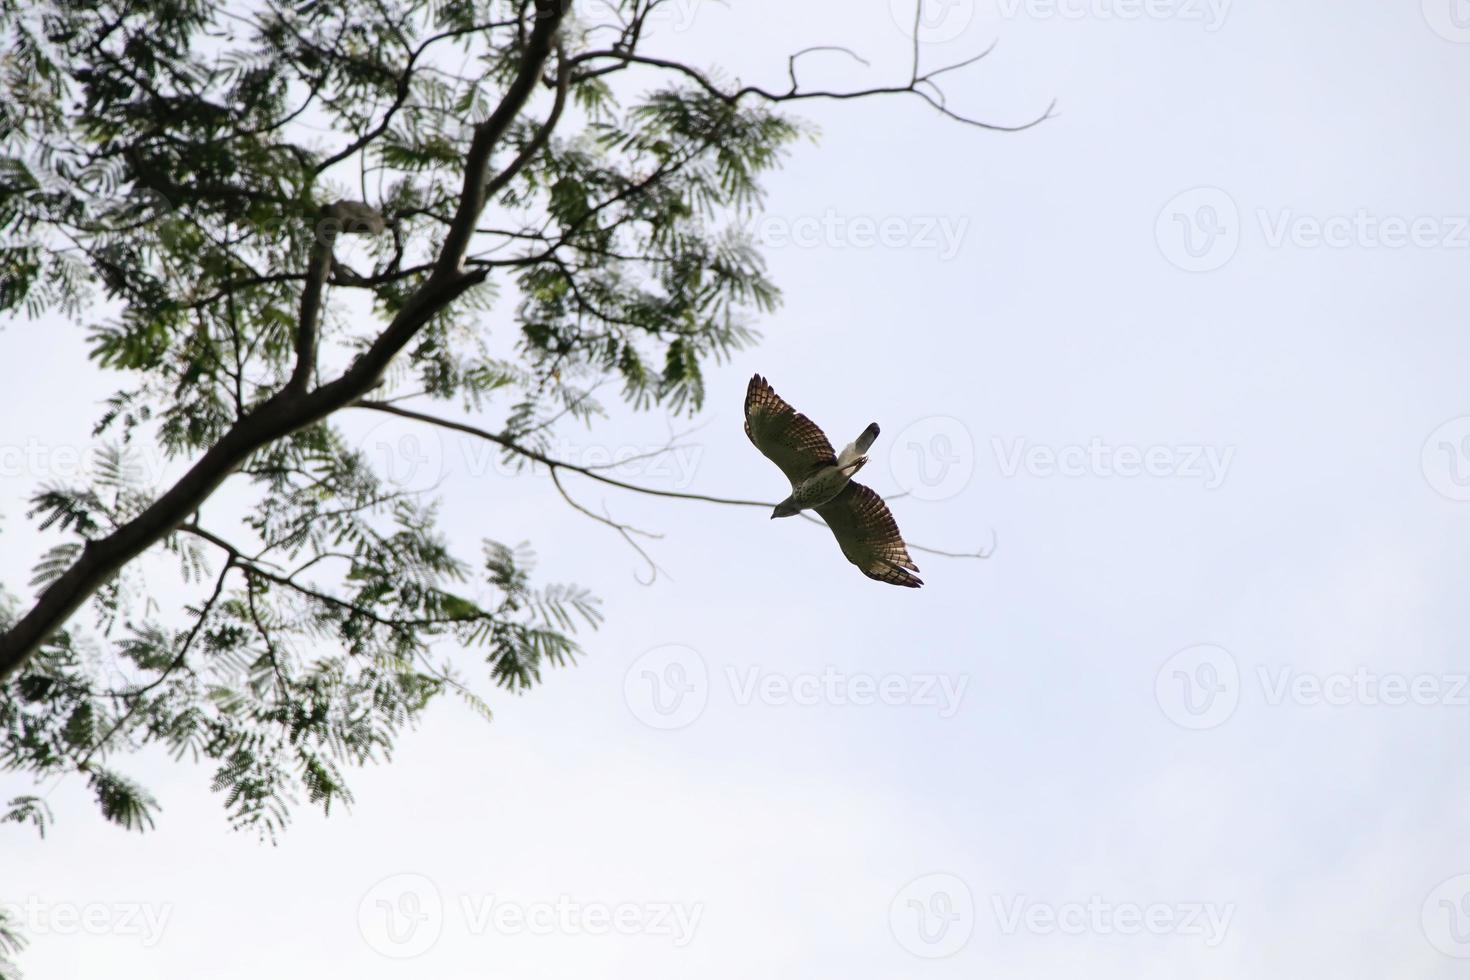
[744,374,923,588]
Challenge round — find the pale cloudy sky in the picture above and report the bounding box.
[6,0,1470,976]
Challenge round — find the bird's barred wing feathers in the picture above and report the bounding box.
[814,482,923,588]
[744,374,837,485]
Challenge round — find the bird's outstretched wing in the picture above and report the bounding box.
[814,482,923,588]
[744,374,837,485]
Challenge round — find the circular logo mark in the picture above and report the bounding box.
[1422,0,1470,42]
[1156,187,1241,272]
[1422,416,1470,502]
[357,873,443,959]
[889,0,977,44]
[356,416,450,494]
[1423,874,1470,957]
[623,644,709,730]
[1155,644,1240,730]
[890,872,975,958]
[889,416,975,502]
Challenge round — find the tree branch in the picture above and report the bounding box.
[436,2,566,278]
[178,524,486,631]
[0,0,569,684]
[355,398,773,507]
[351,400,996,564]
[571,31,1055,133]
[77,557,236,768]
[549,468,664,586]
[288,215,335,394]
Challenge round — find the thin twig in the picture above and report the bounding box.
[550,469,664,585]
[351,399,995,563]
[77,557,235,767]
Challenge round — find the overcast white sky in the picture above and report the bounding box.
[7,0,1470,976]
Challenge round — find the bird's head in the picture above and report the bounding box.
[770,499,801,520]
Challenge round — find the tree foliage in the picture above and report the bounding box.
[0,906,22,980]
[0,0,1036,841]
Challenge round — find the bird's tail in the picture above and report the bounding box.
[838,422,880,468]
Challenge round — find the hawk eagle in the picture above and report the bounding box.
[744,374,923,588]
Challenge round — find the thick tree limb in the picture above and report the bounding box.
[0,0,568,684]
[438,4,566,277]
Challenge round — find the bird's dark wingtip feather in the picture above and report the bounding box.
[866,565,923,588]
